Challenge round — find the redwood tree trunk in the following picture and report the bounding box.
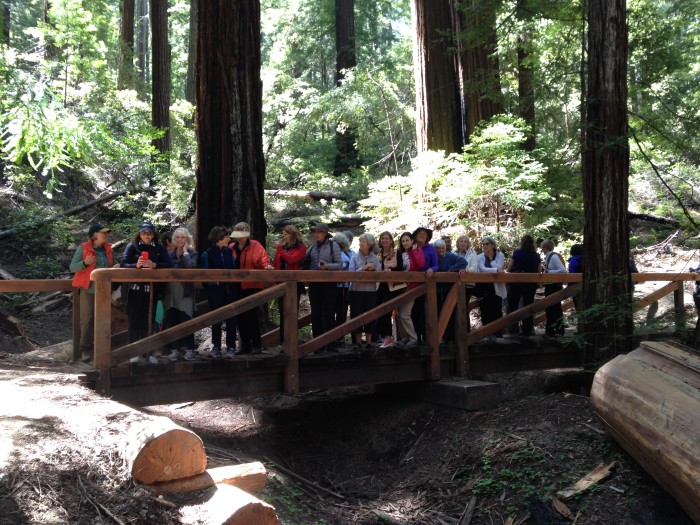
[412,0,462,153]
[516,0,535,151]
[150,0,170,154]
[456,0,502,142]
[582,0,631,363]
[1,2,10,45]
[333,0,359,176]
[118,0,135,90]
[137,0,149,84]
[184,0,197,104]
[195,0,266,253]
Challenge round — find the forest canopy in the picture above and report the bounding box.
[0,0,699,259]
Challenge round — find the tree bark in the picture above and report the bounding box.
[137,0,149,84]
[516,0,535,151]
[332,0,359,176]
[0,2,9,45]
[118,0,136,90]
[455,0,503,142]
[195,0,266,253]
[184,0,197,104]
[412,0,462,153]
[150,0,170,154]
[582,0,631,363]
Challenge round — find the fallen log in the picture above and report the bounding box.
[0,306,25,337]
[178,483,279,525]
[121,415,208,484]
[590,340,700,523]
[150,462,267,494]
[264,189,345,201]
[0,265,17,280]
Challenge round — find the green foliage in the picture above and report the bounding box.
[360,116,552,240]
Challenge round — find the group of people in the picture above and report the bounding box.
[72,219,584,364]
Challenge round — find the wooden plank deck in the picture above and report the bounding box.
[86,336,581,406]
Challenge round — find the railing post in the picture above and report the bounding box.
[93,276,112,395]
[674,280,686,330]
[455,284,470,377]
[425,281,440,379]
[72,288,81,362]
[283,281,299,394]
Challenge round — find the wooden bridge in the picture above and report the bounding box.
[0,270,696,406]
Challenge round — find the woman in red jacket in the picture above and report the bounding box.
[273,225,307,344]
[230,222,272,355]
[70,223,113,363]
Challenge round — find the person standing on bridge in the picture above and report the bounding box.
[200,226,237,359]
[70,223,113,363]
[412,226,438,344]
[273,225,307,345]
[477,236,507,343]
[163,227,198,361]
[120,221,173,364]
[349,233,381,350]
[230,222,272,356]
[306,223,342,353]
[541,239,567,337]
[506,234,541,339]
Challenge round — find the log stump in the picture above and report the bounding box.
[590,340,700,523]
[121,416,207,484]
[179,483,280,525]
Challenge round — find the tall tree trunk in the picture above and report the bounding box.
[184,0,197,104]
[332,0,359,176]
[150,0,170,154]
[455,0,502,142]
[195,0,266,253]
[412,0,462,153]
[0,2,10,45]
[118,0,136,90]
[516,0,535,151]
[582,0,631,364]
[137,0,149,84]
[43,0,58,59]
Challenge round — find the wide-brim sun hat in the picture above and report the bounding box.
[311,223,330,234]
[412,225,433,243]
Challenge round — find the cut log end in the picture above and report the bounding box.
[125,423,207,485]
[179,484,280,525]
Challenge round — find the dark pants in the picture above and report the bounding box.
[164,308,195,349]
[412,297,426,343]
[238,288,262,353]
[544,283,565,335]
[309,282,337,338]
[507,282,537,335]
[335,286,350,329]
[207,284,237,349]
[349,290,378,335]
[127,284,151,343]
[479,292,503,330]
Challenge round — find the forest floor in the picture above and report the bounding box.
[0,246,698,524]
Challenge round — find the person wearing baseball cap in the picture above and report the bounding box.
[70,223,113,363]
[120,220,173,364]
[306,223,342,352]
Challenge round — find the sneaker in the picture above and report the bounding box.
[484,335,496,343]
[380,337,394,349]
[209,347,222,359]
[251,347,263,355]
[405,339,418,348]
[130,355,146,365]
[167,349,180,362]
[148,355,159,365]
[184,349,197,361]
[225,347,237,359]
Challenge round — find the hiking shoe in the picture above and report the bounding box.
[251,347,263,355]
[380,338,394,349]
[404,339,418,348]
[184,349,197,361]
[209,347,222,359]
[225,347,237,359]
[148,355,159,365]
[167,349,180,362]
[130,355,146,365]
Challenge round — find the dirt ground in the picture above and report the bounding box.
[0,246,698,524]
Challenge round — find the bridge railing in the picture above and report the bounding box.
[84,269,700,395]
[0,271,695,396]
